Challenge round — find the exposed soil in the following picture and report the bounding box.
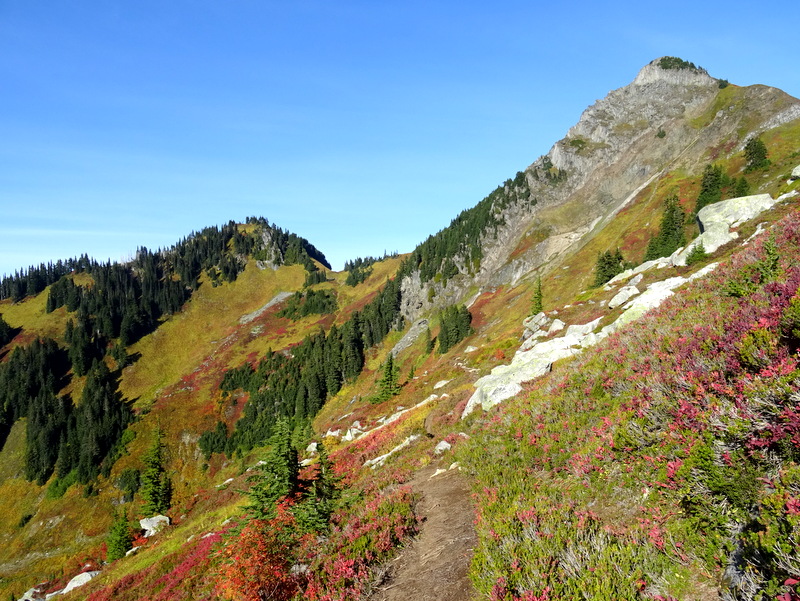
[370,462,477,601]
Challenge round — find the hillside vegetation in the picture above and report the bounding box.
[1,58,800,601]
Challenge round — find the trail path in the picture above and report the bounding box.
[370,462,477,601]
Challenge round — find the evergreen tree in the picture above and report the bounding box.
[744,137,769,172]
[531,277,543,315]
[376,353,401,401]
[0,314,13,346]
[593,249,627,287]
[106,511,134,561]
[140,427,171,516]
[644,196,686,261]
[734,176,751,198]
[695,164,724,214]
[425,326,435,354]
[685,241,708,266]
[437,305,473,354]
[292,442,340,533]
[245,419,298,520]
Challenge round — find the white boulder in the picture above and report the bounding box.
[434,440,452,455]
[672,193,779,266]
[523,312,549,332]
[547,319,565,334]
[61,571,101,595]
[791,164,800,180]
[608,285,640,309]
[565,317,603,337]
[140,515,170,538]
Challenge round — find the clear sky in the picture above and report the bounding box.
[1,0,797,276]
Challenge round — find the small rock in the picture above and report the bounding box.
[434,440,452,455]
[430,468,447,478]
[449,462,460,470]
[465,345,478,353]
[341,428,362,442]
[305,442,318,454]
[522,311,549,332]
[547,319,565,334]
[790,164,800,180]
[216,478,234,488]
[324,429,341,438]
[433,380,450,390]
[629,273,643,286]
[126,546,140,556]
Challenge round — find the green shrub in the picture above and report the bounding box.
[685,241,707,266]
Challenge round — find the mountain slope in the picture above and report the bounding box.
[1,57,800,601]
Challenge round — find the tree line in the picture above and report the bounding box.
[199,277,403,458]
[0,339,132,487]
[398,171,536,286]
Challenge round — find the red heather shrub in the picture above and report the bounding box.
[215,506,304,601]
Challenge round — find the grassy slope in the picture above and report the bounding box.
[459,202,800,600]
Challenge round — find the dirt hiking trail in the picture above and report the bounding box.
[370,462,477,601]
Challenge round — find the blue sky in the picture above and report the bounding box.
[1,0,797,276]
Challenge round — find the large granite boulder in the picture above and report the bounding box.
[140,515,170,537]
[673,194,778,266]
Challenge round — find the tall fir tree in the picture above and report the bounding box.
[377,353,401,401]
[140,427,171,516]
[644,196,686,261]
[106,510,134,561]
[695,164,724,214]
[531,277,543,315]
[245,418,299,520]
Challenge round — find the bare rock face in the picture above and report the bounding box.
[398,58,799,324]
[391,319,429,357]
[608,285,640,309]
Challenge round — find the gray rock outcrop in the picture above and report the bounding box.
[464,262,721,418]
[434,440,452,455]
[609,286,640,309]
[463,318,605,417]
[391,319,429,356]
[672,193,782,265]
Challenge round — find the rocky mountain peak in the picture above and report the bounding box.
[632,56,715,87]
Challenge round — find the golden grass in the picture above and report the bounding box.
[119,261,306,408]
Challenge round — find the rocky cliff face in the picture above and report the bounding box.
[398,58,800,322]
